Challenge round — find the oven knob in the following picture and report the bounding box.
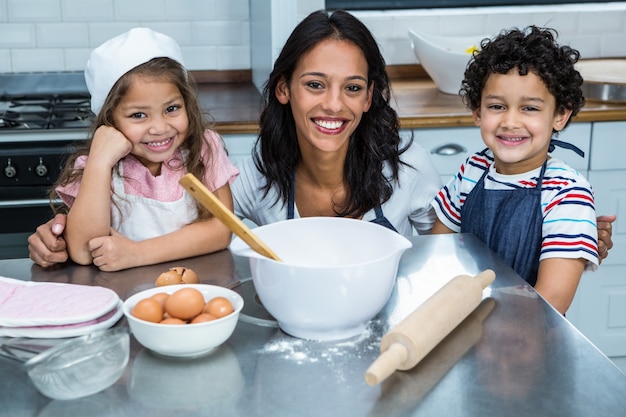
[35,158,48,177]
[4,159,16,178]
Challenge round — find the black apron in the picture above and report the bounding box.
[287,174,398,233]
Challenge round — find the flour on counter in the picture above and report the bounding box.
[258,319,385,365]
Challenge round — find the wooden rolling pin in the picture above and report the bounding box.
[365,298,496,416]
[365,269,496,386]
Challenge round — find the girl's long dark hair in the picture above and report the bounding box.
[255,9,409,217]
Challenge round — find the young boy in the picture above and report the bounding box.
[431,26,598,315]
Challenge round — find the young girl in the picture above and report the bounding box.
[53,28,238,271]
[431,26,598,314]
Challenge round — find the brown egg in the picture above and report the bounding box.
[190,313,217,324]
[204,296,234,319]
[165,287,205,320]
[150,292,170,309]
[132,298,163,323]
[155,267,199,286]
[155,269,183,287]
[160,317,186,325]
[171,267,199,284]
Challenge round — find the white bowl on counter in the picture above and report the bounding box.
[408,29,486,95]
[229,217,412,341]
[123,284,243,358]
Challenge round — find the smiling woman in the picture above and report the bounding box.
[231,9,443,235]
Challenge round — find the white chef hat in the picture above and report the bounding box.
[85,27,185,115]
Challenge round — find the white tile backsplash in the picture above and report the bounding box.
[217,44,251,70]
[0,0,251,72]
[192,21,246,46]
[166,0,250,21]
[0,23,36,48]
[11,48,65,72]
[63,47,91,71]
[181,45,218,70]
[602,33,626,57]
[1,0,626,73]
[354,2,626,65]
[113,0,166,21]
[0,0,7,22]
[165,0,215,21]
[141,22,192,44]
[0,49,10,72]
[36,23,89,48]
[7,0,60,22]
[61,0,114,21]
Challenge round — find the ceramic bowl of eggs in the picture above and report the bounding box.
[123,284,244,358]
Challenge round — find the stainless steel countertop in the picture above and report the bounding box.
[1,233,625,416]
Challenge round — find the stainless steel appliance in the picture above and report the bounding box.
[0,72,94,259]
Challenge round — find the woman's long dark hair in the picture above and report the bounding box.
[254,9,409,217]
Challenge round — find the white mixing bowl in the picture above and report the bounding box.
[229,217,412,341]
[408,30,486,95]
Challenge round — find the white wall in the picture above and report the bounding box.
[0,0,625,74]
[0,0,251,72]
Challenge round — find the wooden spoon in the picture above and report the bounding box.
[179,173,282,262]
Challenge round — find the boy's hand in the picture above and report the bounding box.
[597,214,616,264]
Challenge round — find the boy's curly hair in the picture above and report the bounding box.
[460,26,585,133]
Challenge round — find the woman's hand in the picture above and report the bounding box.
[28,214,69,267]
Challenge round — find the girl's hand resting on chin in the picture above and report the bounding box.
[90,126,133,168]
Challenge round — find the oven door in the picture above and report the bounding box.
[0,201,58,259]
[0,198,58,233]
[0,139,76,259]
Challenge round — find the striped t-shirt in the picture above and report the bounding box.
[431,148,599,271]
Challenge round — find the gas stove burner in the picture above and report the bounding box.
[229,278,278,327]
[10,93,91,107]
[0,93,95,131]
[0,110,22,129]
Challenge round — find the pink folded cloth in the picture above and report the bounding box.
[0,301,123,338]
[0,276,120,329]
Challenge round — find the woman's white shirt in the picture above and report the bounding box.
[231,142,442,236]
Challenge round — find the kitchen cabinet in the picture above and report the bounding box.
[221,133,257,164]
[402,127,483,183]
[567,121,626,358]
[221,133,258,229]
